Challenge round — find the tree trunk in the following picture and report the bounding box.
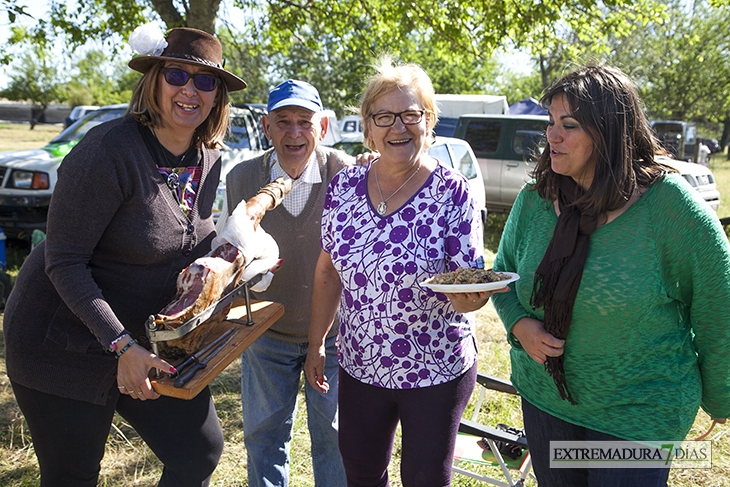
[188,0,222,34]
[29,107,46,130]
[720,117,730,160]
[148,0,185,28]
[148,0,221,34]
[539,54,549,89]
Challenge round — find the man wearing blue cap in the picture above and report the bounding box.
[222,80,352,486]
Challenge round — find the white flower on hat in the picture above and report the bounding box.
[129,22,168,56]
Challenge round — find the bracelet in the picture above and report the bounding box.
[259,187,284,208]
[108,333,130,352]
[115,339,136,359]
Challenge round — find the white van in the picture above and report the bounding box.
[320,109,343,146]
[339,115,363,134]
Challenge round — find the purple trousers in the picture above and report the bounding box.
[338,364,476,487]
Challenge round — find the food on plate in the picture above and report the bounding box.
[426,267,509,285]
[154,177,291,359]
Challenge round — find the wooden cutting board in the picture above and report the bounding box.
[151,299,283,399]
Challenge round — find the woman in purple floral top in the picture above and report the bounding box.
[304,57,508,487]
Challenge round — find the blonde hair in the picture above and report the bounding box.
[127,60,231,149]
[360,56,439,151]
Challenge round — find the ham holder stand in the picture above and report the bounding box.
[145,272,283,399]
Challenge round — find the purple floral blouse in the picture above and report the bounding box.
[321,163,484,389]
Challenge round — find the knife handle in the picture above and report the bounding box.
[168,357,196,379]
[173,362,207,388]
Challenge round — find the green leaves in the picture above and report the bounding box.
[5,0,720,128]
[0,43,66,112]
[607,0,730,122]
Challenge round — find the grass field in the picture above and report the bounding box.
[0,124,728,485]
[0,123,62,152]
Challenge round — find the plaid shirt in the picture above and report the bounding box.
[269,151,321,217]
[216,151,321,232]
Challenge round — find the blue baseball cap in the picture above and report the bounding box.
[267,80,323,113]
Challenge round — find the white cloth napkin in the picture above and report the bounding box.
[211,199,279,291]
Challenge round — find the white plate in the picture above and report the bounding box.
[421,272,520,293]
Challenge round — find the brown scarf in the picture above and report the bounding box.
[530,176,598,405]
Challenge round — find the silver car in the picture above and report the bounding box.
[332,134,487,225]
[453,114,721,214]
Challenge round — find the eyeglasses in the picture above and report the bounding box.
[160,68,220,92]
[370,110,425,127]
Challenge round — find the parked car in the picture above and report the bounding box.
[332,134,487,224]
[657,155,720,212]
[700,138,721,154]
[0,103,270,239]
[63,105,99,128]
[320,109,343,147]
[452,114,548,213]
[339,115,363,134]
[452,114,720,214]
[650,120,699,162]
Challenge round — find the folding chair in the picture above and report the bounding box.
[452,373,534,486]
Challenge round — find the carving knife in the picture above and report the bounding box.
[173,331,236,388]
[168,328,237,379]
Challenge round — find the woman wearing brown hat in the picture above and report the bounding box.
[3,24,246,486]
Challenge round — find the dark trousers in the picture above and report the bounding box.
[11,380,224,487]
[338,364,476,487]
[522,398,671,487]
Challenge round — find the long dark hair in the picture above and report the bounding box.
[531,64,674,215]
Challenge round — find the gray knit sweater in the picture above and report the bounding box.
[3,115,221,405]
[225,147,352,342]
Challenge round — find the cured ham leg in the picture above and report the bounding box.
[155,177,291,359]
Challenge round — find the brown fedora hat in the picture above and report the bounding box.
[129,27,247,92]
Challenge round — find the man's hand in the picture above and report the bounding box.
[355,151,379,167]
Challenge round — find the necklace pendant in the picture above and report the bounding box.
[377,201,387,215]
[167,172,180,190]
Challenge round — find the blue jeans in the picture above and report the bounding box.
[241,333,345,487]
[521,398,670,487]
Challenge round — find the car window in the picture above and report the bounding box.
[464,121,501,154]
[512,121,547,157]
[226,116,252,150]
[52,108,127,144]
[248,109,271,150]
[428,144,452,168]
[450,143,478,180]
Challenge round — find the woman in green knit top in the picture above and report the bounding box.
[491,64,730,486]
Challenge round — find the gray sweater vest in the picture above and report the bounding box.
[225,147,352,342]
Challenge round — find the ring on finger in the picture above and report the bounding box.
[118,385,125,390]
[136,391,143,395]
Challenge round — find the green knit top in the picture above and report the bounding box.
[492,174,730,441]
